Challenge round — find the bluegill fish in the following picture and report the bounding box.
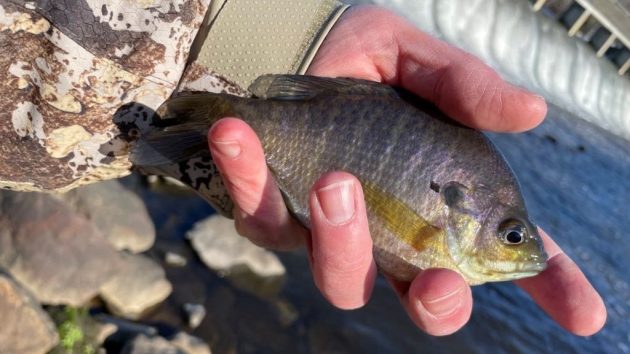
[131,75,547,285]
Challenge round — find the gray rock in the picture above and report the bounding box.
[187,215,286,297]
[0,225,15,267]
[165,251,188,267]
[0,273,58,354]
[100,253,172,320]
[145,175,197,196]
[161,176,188,189]
[94,322,118,346]
[121,333,212,354]
[121,335,184,354]
[59,180,155,253]
[170,332,212,354]
[0,191,123,305]
[182,303,206,329]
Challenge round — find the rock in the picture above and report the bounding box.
[59,180,155,253]
[146,175,160,184]
[94,314,170,353]
[162,176,188,189]
[94,313,159,351]
[121,334,184,354]
[0,191,123,305]
[165,252,188,267]
[95,322,118,346]
[274,299,300,327]
[121,333,212,354]
[187,215,286,297]
[100,253,172,320]
[182,303,206,329]
[145,175,197,196]
[170,332,212,354]
[0,224,15,267]
[0,273,58,354]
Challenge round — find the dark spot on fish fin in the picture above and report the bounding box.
[248,74,401,101]
[430,181,440,193]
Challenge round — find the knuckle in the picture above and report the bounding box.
[319,246,372,278]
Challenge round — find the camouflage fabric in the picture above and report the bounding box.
[0,0,221,193]
[0,0,346,207]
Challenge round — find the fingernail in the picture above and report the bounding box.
[316,180,356,225]
[211,140,241,158]
[420,286,463,318]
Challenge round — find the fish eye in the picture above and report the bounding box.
[498,220,526,245]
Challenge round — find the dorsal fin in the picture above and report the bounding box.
[248,74,401,100]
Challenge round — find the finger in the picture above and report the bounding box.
[515,229,607,336]
[309,172,377,309]
[403,270,472,336]
[308,6,546,132]
[208,118,307,250]
[396,269,473,336]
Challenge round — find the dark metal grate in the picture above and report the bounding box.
[531,0,630,77]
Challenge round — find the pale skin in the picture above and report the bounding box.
[207,6,607,336]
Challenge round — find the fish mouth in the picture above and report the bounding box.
[511,261,547,277]
[496,249,548,273]
[501,261,548,281]
[474,260,548,281]
[518,251,549,274]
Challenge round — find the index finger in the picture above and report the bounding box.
[308,6,546,132]
[515,229,607,336]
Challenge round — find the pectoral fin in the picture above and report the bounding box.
[362,182,445,253]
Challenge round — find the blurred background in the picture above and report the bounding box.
[1,0,628,353]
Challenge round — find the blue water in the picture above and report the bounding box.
[131,103,629,354]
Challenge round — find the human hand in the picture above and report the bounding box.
[207,6,606,336]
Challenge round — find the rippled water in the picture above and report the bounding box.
[129,103,629,354]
